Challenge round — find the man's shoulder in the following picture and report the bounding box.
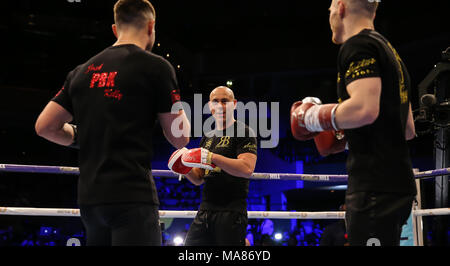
[139,50,167,63]
[341,30,381,53]
[66,63,87,81]
[235,120,257,138]
[346,29,380,45]
[103,45,172,69]
[123,48,170,69]
[338,30,383,65]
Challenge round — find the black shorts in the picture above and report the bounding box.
[345,191,415,246]
[185,210,248,246]
[80,203,161,246]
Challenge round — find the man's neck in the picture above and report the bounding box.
[216,118,236,131]
[342,17,375,43]
[113,33,147,51]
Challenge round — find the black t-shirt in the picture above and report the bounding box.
[199,120,258,213]
[52,44,180,205]
[337,29,416,195]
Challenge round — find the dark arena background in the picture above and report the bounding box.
[0,0,449,248]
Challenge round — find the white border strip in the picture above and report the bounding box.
[0,207,448,219]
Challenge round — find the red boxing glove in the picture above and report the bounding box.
[181,148,217,171]
[290,97,340,141]
[168,148,192,175]
[314,130,347,157]
[290,101,319,140]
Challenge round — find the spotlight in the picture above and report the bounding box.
[173,236,184,246]
[39,227,52,237]
[274,233,283,241]
[226,80,233,87]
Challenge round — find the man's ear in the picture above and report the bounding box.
[337,0,346,18]
[112,24,118,38]
[147,20,156,36]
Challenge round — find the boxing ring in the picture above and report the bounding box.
[0,163,449,246]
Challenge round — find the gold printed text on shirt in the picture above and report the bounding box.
[216,136,231,148]
[386,42,407,104]
[345,58,376,79]
[242,143,257,153]
[204,139,213,149]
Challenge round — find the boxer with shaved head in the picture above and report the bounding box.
[168,86,257,246]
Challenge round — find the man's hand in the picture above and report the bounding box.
[290,97,339,141]
[168,148,192,175]
[181,148,217,170]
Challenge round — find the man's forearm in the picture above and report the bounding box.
[211,154,254,178]
[185,168,205,186]
[334,99,378,129]
[37,123,75,146]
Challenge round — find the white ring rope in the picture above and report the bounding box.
[412,208,450,217]
[0,207,448,219]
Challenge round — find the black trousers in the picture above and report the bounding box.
[79,203,161,246]
[345,191,415,246]
[185,210,248,246]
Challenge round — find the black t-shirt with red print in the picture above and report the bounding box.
[53,44,180,205]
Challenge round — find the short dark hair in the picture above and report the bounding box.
[346,0,379,17]
[113,0,155,29]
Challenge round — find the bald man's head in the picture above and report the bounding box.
[209,86,237,128]
[209,86,235,101]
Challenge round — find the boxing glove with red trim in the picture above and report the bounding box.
[168,148,192,175]
[181,148,217,171]
[314,130,347,157]
[290,97,340,141]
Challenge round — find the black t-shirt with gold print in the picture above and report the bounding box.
[199,120,257,213]
[337,29,416,195]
